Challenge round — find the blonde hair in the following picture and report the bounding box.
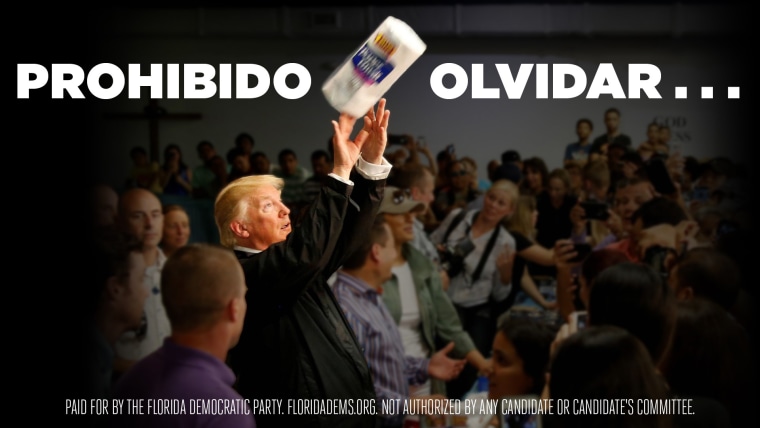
[505,195,537,239]
[488,179,519,212]
[214,175,284,248]
[588,219,612,248]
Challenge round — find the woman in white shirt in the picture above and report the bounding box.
[429,179,519,398]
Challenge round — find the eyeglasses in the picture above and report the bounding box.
[392,188,412,204]
[450,170,469,177]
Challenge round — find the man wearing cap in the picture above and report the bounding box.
[378,186,492,401]
[501,150,523,172]
[387,163,447,286]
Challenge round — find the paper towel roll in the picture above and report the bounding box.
[322,16,427,117]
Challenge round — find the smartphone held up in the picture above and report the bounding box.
[569,310,588,331]
[579,201,610,221]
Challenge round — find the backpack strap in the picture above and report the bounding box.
[471,224,502,283]
[442,209,469,243]
[441,209,502,282]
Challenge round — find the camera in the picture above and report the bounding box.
[439,238,476,278]
[569,243,592,263]
[579,201,610,221]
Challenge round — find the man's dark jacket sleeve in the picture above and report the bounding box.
[230,172,385,428]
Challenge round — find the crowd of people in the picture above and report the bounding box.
[82,99,755,428]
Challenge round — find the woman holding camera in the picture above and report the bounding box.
[159,143,193,196]
[378,186,491,402]
[429,179,519,398]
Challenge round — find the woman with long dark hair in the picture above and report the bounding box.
[159,143,193,196]
[548,325,673,428]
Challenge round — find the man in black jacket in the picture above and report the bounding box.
[214,99,392,427]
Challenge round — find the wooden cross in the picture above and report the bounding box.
[105,99,202,162]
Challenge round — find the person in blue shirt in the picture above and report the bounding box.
[334,214,465,428]
[563,118,594,167]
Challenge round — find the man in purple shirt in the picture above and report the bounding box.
[111,244,255,428]
[333,215,465,428]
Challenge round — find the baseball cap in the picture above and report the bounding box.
[493,163,523,184]
[501,150,521,164]
[378,186,425,214]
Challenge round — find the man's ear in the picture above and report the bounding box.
[226,298,239,322]
[410,186,421,200]
[105,276,123,301]
[229,221,249,238]
[676,286,694,301]
[369,243,382,263]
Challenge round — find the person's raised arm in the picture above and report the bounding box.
[317,100,393,277]
[518,238,573,266]
[242,106,388,309]
[329,98,391,183]
[553,241,580,321]
[330,113,371,180]
[418,143,437,174]
[358,98,390,165]
[403,135,421,165]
